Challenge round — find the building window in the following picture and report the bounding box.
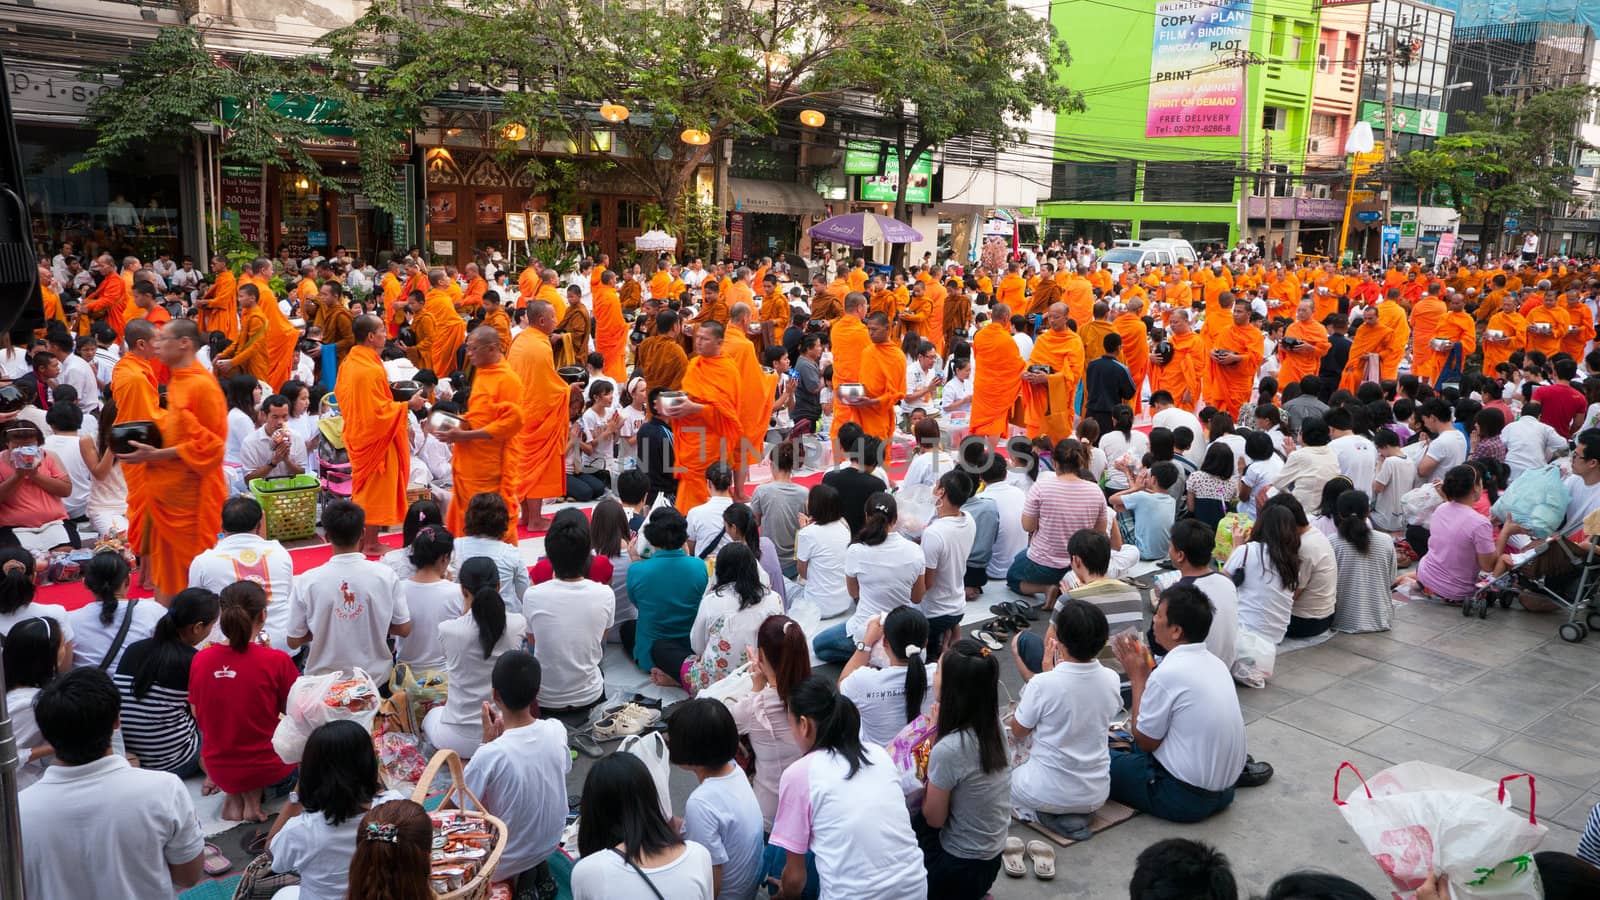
[1262,106,1287,131]
[1144,162,1234,204]
[618,199,644,230]
[1050,161,1134,202]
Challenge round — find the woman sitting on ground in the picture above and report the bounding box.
[1224,505,1301,647]
[674,543,782,695]
[723,502,786,604]
[68,551,162,670]
[395,525,458,672]
[839,606,935,748]
[449,493,530,609]
[345,800,434,900]
[1415,464,1499,604]
[729,615,811,828]
[1332,491,1397,634]
[423,555,526,758]
[570,754,715,900]
[4,615,67,789]
[813,492,926,665]
[379,498,445,581]
[113,588,218,777]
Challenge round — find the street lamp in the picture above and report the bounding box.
[680,128,710,146]
[799,109,825,128]
[501,122,527,142]
[599,102,629,123]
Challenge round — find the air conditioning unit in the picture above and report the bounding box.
[1308,138,1323,155]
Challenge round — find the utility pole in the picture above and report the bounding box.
[1382,34,1396,229]
[1263,130,1273,262]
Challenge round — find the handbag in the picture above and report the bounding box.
[614,850,667,900]
[98,597,140,670]
[389,662,449,726]
[619,732,673,821]
[698,661,754,704]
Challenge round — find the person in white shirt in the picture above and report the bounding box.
[1416,399,1468,480]
[813,492,927,664]
[521,510,615,715]
[18,668,205,898]
[47,333,100,415]
[239,393,309,482]
[902,341,944,418]
[1370,430,1418,532]
[41,404,92,523]
[685,463,736,556]
[1325,407,1377,495]
[169,257,203,299]
[464,651,572,898]
[394,526,459,672]
[187,496,296,651]
[794,485,853,617]
[423,554,527,759]
[1150,391,1205,464]
[1109,584,1250,822]
[839,607,936,747]
[940,356,973,417]
[287,500,412,680]
[920,471,976,653]
[449,493,531,610]
[571,753,716,900]
[1502,404,1568,480]
[1164,520,1239,668]
[667,699,766,900]
[1273,416,1342,516]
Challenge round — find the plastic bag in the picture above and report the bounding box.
[1334,761,1547,899]
[1401,483,1446,528]
[390,663,449,727]
[1213,513,1253,564]
[699,661,754,705]
[786,596,827,668]
[374,730,429,792]
[1230,628,1276,689]
[895,483,936,541]
[1491,463,1570,539]
[889,712,939,809]
[272,668,381,764]
[620,732,673,821]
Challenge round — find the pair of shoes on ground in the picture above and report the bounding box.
[975,600,1039,649]
[1002,837,1055,879]
[1237,755,1274,788]
[591,702,660,740]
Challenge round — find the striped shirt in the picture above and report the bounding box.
[1577,801,1600,868]
[1332,532,1397,634]
[111,637,200,773]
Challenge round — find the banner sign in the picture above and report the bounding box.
[1146,0,1253,138]
[1359,101,1445,137]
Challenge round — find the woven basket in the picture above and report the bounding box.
[249,475,320,541]
[407,485,432,506]
[413,749,508,900]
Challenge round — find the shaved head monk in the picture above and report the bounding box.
[214,283,271,382]
[1276,299,1330,388]
[969,303,1026,439]
[724,302,769,499]
[240,257,301,389]
[1149,309,1204,411]
[535,268,567,318]
[112,318,163,588]
[593,270,628,382]
[1113,297,1151,414]
[638,310,689,391]
[664,322,743,514]
[1203,300,1263,418]
[425,268,467,376]
[507,301,569,531]
[855,311,907,445]
[117,319,226,604]
[82,254,137,340]
[1340,305,1393,394]
[197,255,239,341]
[338,314,428,554]
[441,327,525,542]
[828,293,872,438]
[1021,302,1084,441]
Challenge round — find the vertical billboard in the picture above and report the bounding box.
[1146,0,1254,138]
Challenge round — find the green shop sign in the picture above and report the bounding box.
[1359,101,1445,138]
[221,94,351,136]
[855,145,934,204]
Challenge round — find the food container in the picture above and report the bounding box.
[836,382,866,405]
[109,421,163,455]
[390,380,422,402]
[428,410,467,432]
[1486,329,1506,341]
[557,366,588,385]
[1429,338,1454,351]
[657,391,689,413]
[1531,322,1553,335]
[288,317,306,330]
[1154,341,1175,366]
[1026,364,1055,375]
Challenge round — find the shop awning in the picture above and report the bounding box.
[730,178,827,216]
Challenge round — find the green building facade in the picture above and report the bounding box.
[1043,0,1321,250]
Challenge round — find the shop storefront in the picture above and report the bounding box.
[727,177,826,262]
[1548,217,1600,259]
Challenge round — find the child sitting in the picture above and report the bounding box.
[668,698,765,900]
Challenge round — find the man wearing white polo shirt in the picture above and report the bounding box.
[1110,584,1248,822]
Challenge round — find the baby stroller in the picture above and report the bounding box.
[1468,536,1600,641]
[315,393,353,506]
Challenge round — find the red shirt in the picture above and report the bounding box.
[529,554,614,586]
[1533,382,1586,438]
[189,643,299,793]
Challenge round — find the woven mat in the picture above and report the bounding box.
[1017,800,1140,847]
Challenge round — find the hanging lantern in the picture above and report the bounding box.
[799,109,825,128]
[680,128,710,146]
[599,102,629,123]
[294,176,310,190]
[500,122,527,142]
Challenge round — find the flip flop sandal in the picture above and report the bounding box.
[1027,840,1057,880]
[241,828,271,857]
[986,617,1015,639]
[203,843,232,877]
[1012,599,1040,621]
[1002,836,1027,878]
[989,602,1016,621]
[975,630,1005,651]
[568,732,604,758]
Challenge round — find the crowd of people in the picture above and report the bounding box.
[8,238,1600,898]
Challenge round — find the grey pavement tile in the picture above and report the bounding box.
[1386,618,1455,643]
[1313,681,1423,724]
[1487,736,1600,789]
[1350,726,1477,769]
[1528,638,1600,676]
[1550,791,1600,833]
[1497,650,1600,683]
[1554,695,1600,729]
[1285,644,1381,677]
[1527,708,1600,756]
[1385,645,1488,682]
[1348,662,1450,703]
[1390,707,1511,754]
[1458,756,1583,817]
[1420,632,1537,668]
[1435,674,1575,730]
[1237,683,1306,715]
[1270,697,1386,745]
[1267,664,1345,696]
[1336,632,1413,662]
[1446,618,1554,650]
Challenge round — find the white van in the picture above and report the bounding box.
[1100,239,1198,279]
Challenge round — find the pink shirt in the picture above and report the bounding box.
[1023,476,1106,568]
[1417,502,1495,601]
[0,451,68,528]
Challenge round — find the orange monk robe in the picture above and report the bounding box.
[810,291,844,323]
[724,330,771,465]
[1276,320,1330,388]
[856,341,907,445]
[1482,311,1527,373]
[295,277,318,314]
[996,274,1026,310]
[37,284,65,338]
[1204,324,1263,418]
[727,280,755,312]
[140,363,226,596]
[674,355,744,513]
[424,288,467,376]
[689,297,729,329]
[1478,288,1508,324]
[380,271,405,314]
[590,266,607,294]
[408,309,438,371]
[1519,292,1547,317]
[1113,313,1150,413]
[219,308,273,383]
[969,322,1025,438]
[900,292,932,341]
[759,290,791,333]
[82,272,134,339]
[619,279,642,313]
[460,277,487,312]
[1561,301,1594,360]
[1197,271,1232,306]
[942,288,972,352]
[648,270,674,302]
[482,305,512,352]
[141,305,172,329]
[506,330,568,505]
[245,278,301,391]
[924,281,948,354]
[752,266,769,291]
[1164,280,1193,312]
[1416,311,1477,384]
[335,346,412,527]
[1024,329,1084,439]
[1089,270,1113,295]
[1062,276,1095,327]
[110,354,161,550]
[518,267,540,306]
[1400,280,1426,305]
[1339,321,1394,394]
[828,315,871,434]
[1026,278,1060,316]
[893,285,910,312]
[869,289,899,322]
[1149,331,1206,410]
[636,334,688,391]
[445,281,463,309]
[534,284,568,319]
[551,304,592,370]
[1525,305,1569,358]
[846,268,867,295]
[199,269,240,342]
[1375,301,1409,382]
[977,275,994,297]
[447,361,525,543]
[1409,296,1448,357]
[1080,320,1119,363]
[592,284,628,382]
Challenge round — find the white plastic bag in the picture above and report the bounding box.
[1401,483,1446,528]
[272,668,382,764]
[786,596,826,668]
[1334,761,1547,899]
[620,731,673,821]
[699,661,754,705]
[1230,628,1277,689]
[895,483,936,541]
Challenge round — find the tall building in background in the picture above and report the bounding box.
[1429,0,1600,34]
[1306,1,1371,259]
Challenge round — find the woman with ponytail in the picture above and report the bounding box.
[0,548,75,656]
[813,491,925,664]
[423,556,526,758]
[379,498,446,580]
[839,606,935,747]
[730,615,811,827]
[113,587,217,776]
[68,551,161,670]
[1331,490,1397,634]
[769,675,925,900]
[190,582,298,822]
[346,799,434,900]
[394,525,457,671]
[723,501,785,604]
[675,543,782,695]
[4,615,66,788]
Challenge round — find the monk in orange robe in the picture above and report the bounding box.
[1374,291,1410,382]
[668,323,744,514]
[829,294,872,435]
[380,261,406,334]
[1113,298,1150,413]
[1561,293,1594,360]
[1204,303,1263,418]
[1415,293,1477,386]
[442,328,526,542]
[423,268,467,376]
[242,258,302,390]
[82,254,135,339]
[759,276,791,335]
[1340,306,1394,394]
[942,282,972,352]
[551,285,591,370]
[338,315,424,553]
[1080,302,1119,364]
[846,262,867,296]
[481,295,512,351]
[1525,292,1569,358]
[1022,303,1084,440]
[1277,300,1330,388]
[855,312,907,446]
[649,266,675,303]
[1061,269,1095,327]
[197,256,239,341]
[117,320,225,603]
[924,278,948,355]
[533,270,568,319]
[459,263,488,313]
[867,277,899,323]
[590,255,610,295]
[899,281,932,343]
[110,319,162,583]
[1482,292,1527,374]
[593,271,628,382]
[1025,270,1060,316]
[689,281,730,335]
[969,307,1026,439]
[215,283,273,383]
[724,304,771,490]
[518,264,541,307]
[1409,288,1448,363]
[637,310,689,391]
[507,302,569,530]
[1149,310,1206,410]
